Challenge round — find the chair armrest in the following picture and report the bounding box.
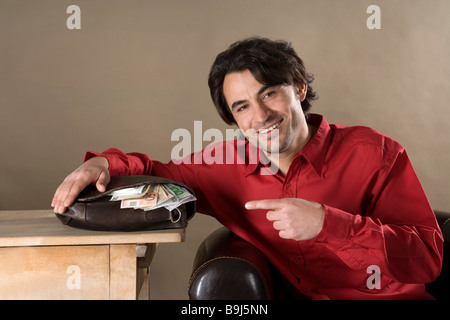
[426,210,450,300]
[188,227,273,300]
[434,210,450,239]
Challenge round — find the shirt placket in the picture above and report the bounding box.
[281,157,308,292]
[282,156,303,198]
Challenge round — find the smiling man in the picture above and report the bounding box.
[52,37,443,299]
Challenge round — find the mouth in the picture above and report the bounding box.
[257,119,282,134]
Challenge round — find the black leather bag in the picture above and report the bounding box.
[55,175,196,232]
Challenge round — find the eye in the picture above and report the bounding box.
[237,104,248,112]
[262,91,276,100]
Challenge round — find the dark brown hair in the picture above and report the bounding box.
[208,37,318,125]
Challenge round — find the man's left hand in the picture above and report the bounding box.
[245,198,325,241]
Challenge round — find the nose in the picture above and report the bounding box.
[252,102,272,124]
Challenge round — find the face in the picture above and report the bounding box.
[223,69,309,157]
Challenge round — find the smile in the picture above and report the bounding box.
[257,120,282,134]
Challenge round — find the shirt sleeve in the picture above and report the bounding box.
[84,147,154,176]
[299,150,443,285]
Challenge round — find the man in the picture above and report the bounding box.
[52,37,443,299]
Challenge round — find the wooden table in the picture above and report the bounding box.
[0,210,185,300]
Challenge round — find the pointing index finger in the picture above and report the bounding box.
[245,199,285,210]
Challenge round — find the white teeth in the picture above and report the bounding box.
[258,121,281,134]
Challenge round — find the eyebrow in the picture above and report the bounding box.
[230,84,274,111]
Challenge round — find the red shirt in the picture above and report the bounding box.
[85,114,443,299]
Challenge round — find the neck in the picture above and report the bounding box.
[266,124,314,177]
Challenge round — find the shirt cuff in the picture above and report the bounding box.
[84,150,104,162]
[84,148,129,176]
[305,204,355,245]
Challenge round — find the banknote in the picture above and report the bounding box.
[108,183,195,211]
[109,184,150,201]
[162,184,196,211]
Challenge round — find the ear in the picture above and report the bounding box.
[295,83,308,102]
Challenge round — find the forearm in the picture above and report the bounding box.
[83,147,216,216]
[300,205,443,284]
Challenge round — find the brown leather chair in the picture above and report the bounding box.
[188,210,450,300]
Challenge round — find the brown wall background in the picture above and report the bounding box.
[1,0,449,299]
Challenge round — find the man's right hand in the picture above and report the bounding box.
[51,156,110,214]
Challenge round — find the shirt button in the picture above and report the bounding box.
[290,256,303,266]
[285,183,291,190]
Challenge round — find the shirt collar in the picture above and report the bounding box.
[244,113,332,177]
[299,113,331,178]
[244,141,266,176]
